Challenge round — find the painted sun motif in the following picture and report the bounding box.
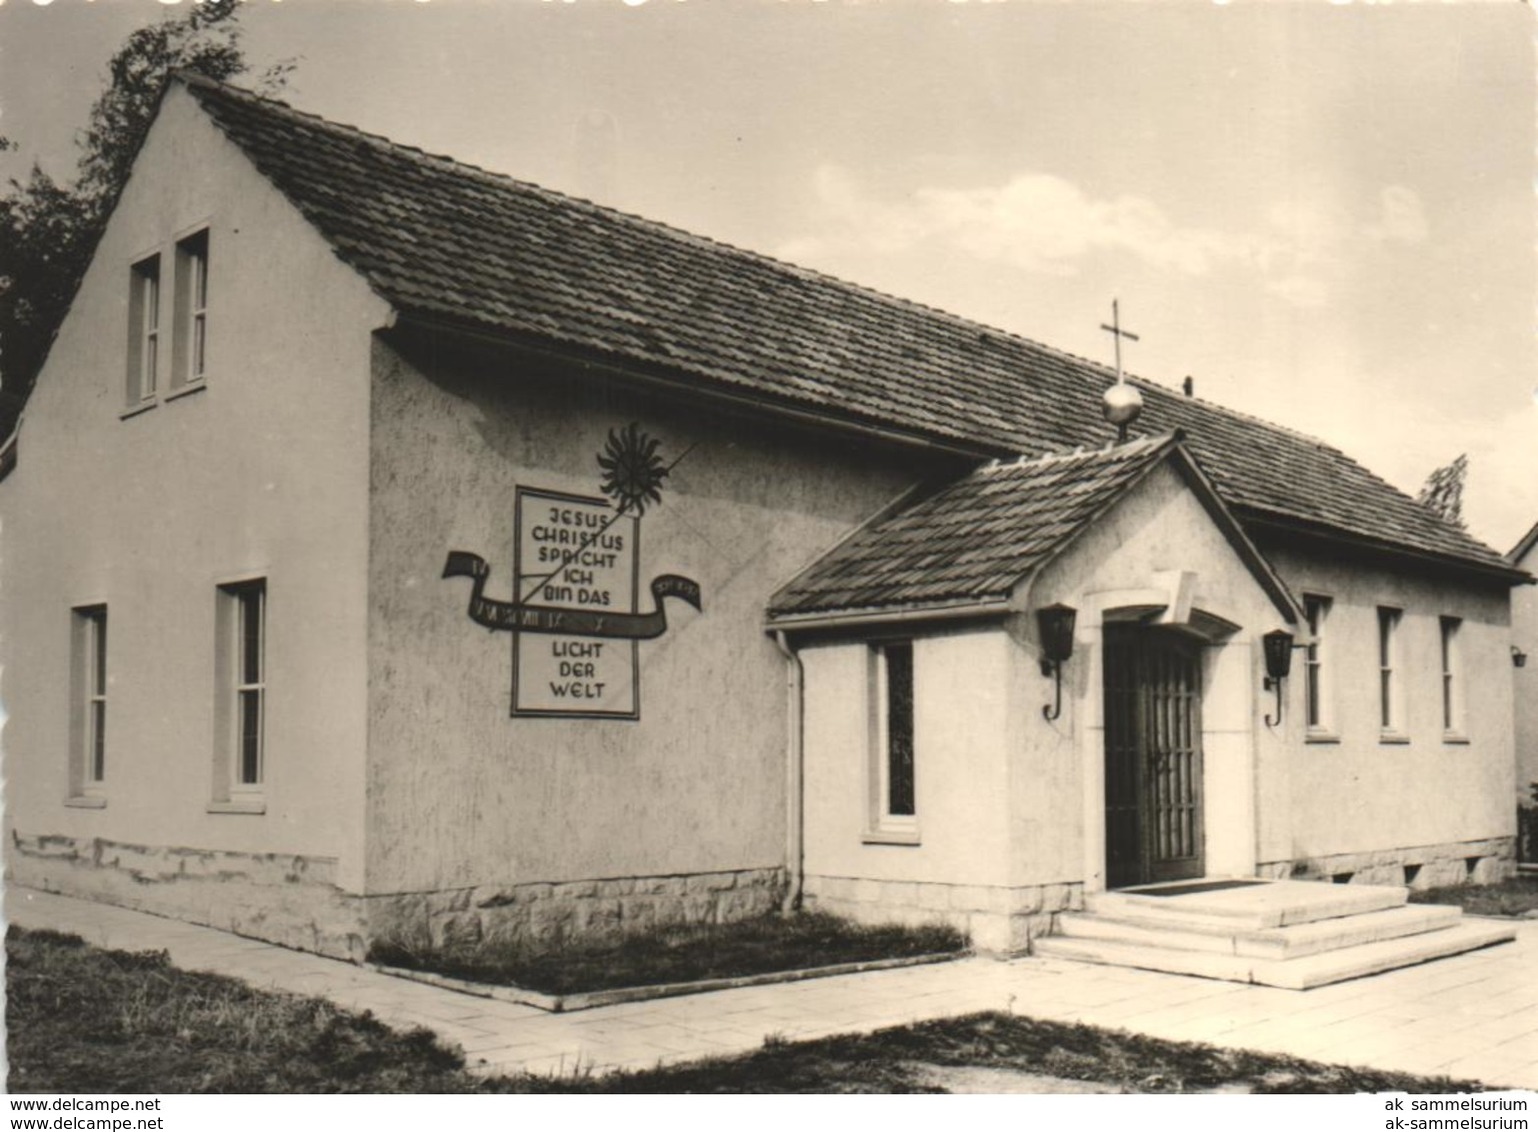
[598,422,669,517]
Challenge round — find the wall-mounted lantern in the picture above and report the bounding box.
[1262,629,1295,728]
[1515,646,1529,669]
[1037,603,1078,721]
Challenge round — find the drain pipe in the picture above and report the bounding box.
[773,629,805,914]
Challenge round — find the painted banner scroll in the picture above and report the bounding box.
[442,552,702,639]
[442,483,702,719]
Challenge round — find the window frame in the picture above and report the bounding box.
[1377,606,1406,742]
[210,577,268,814]
[67,604,109,807]
[1440,615,1467,741]
[864,638,919,844]
[1302,594,1336,741]
[171,228,210,394]
[125,254,161,409]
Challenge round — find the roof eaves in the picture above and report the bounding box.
[1240,508,1533,587]
[764,597,1016,633]
[392,311,1002,462]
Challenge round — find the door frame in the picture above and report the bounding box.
[1101,623,1206,888]
[1077,597,1259,896]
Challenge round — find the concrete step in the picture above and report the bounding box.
[1086,878,1407,929]
[1057,903,1466,960]
[1035,919,1516,990]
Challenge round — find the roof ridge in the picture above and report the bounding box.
[980,431,1180,474]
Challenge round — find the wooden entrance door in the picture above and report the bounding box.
[1103,625,1205,888]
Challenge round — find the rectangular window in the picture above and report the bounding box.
[867,640,916,840]
[235,582,265,786]
[884,641,915,817]
[214,579,266,807]
[1440,616,1463,736]
[1378,606,1402,735]
[69,605,108,802]
[173,230,209,387]
[127,255,160,403]
[1303,594,1331,734]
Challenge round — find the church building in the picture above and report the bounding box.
[3,76,1528,968]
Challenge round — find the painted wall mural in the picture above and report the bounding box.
[442,425,702,719]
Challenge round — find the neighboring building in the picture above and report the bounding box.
[1512,522,1538,814]
[1,76,1528,960]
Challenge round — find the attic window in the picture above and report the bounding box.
[126,254,161,405]
[172,229,209,389]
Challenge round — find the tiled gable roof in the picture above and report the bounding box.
[768,433,1300,621]
[769,435,1181,618]
[180,75,1518,579]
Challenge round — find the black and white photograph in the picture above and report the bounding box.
[1,0,1535,1111]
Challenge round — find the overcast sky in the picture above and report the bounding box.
[3,0,1534,552]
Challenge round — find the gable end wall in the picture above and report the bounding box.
[1,87,389,956]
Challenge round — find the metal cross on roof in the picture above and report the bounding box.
[1100,298,1140,385]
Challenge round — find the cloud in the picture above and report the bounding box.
[780,167,1429,308]
[789,166,1260,277]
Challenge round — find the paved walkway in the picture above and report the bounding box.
[9,886,1536,1089]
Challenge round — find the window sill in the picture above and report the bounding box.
[164,381,206,403]
[207,798,266,815]
[1442,732,1471,746]
[1379,731,1411,745]
[64,795,107,809]
[119,399,157,420]
[1305,729,1340,744]
[862,828,921,846]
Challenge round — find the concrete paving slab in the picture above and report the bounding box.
[9,886,1536,1090]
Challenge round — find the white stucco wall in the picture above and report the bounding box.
[1261,546,1516,863]
[363,334,950,900]
[1,87,387,909]
[801,628,1017,889]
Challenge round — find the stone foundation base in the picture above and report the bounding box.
[802,874,1082,954]
[7,831,366,960]
[365,867,787,954]
[1264,836,1517,889]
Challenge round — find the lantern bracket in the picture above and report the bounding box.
[1036,604,1078,722]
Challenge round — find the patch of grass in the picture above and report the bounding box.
[8,927,1494,1094]
[368,911,966,996]
[1408,875,1538,917]
[6,927,476,1093]
[520,1013,1488,1095]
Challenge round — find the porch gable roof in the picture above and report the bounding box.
[767,433,1301,626]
